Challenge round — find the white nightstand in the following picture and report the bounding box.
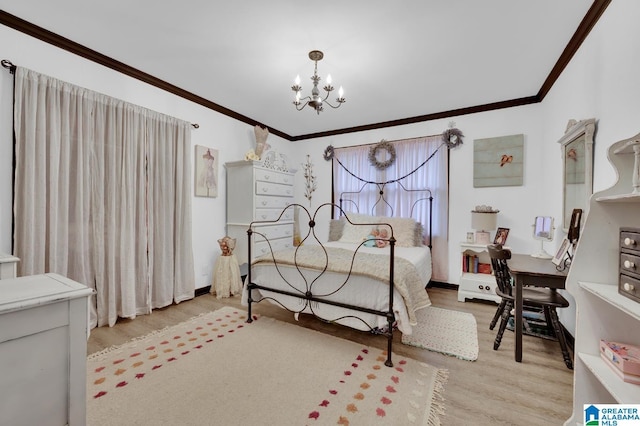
[457,243,500,303]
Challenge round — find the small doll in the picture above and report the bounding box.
[376,227,390,248]
[363,227,379,247]
[217,236,236,256]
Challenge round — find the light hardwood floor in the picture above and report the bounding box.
[87,286,574,425]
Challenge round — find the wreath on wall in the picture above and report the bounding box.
[368,140,396,170]
[442,127,464,148]
[323,145,335,161]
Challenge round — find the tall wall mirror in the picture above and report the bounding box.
[557,118,596,231]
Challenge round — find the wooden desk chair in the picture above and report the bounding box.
[487,244,573,369]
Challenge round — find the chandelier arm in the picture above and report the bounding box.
[294,95,313,111]
[323,100,342,109]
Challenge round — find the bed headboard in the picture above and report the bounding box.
[338,181,433,249]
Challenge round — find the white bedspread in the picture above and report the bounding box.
[241,241,432,334]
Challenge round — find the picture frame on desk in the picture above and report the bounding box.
[552,237,571,266]
[494,227,510,245]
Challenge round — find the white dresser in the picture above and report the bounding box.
[0,253,20,279]
[0,273,93,426]
[225,160,296,265]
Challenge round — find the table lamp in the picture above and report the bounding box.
[471,209,498,245]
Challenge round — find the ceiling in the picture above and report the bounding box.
[0,1,609,140]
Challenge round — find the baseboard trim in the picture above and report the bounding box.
[427,281,458,290]
[195,286,211,297]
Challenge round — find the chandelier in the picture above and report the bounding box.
[291,50,345,114]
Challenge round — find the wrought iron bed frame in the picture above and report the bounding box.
[244,186,433,368]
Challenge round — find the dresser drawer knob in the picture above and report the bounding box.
[478,284,483,290]
[261,214,267,219]
[624,282,636,292]
[625,237,636,247]
[261,201,267,206]
[262,188,268,193]
[485,285,490,291]
[624,260,636,269]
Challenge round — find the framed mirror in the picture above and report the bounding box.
[558,118,595,231]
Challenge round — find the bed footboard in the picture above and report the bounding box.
[245,203,397,367]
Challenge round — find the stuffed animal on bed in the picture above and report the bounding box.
[376,228,390,248]
[363,227,379,247]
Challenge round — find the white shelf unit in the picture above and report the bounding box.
[457,242,500,303]
[565,134,640,425]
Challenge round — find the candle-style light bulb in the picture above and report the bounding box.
[338,86,344,98]
[294,75,300,86]
[326,74,332,85]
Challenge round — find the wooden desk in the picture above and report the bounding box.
[508,254,568,363]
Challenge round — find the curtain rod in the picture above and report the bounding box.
[1,59,199,128]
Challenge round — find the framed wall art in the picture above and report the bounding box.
[473,134,524,187]
[195,145,218,198]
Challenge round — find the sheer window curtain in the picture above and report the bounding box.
[333,136,449,282]
[13,67,194,328]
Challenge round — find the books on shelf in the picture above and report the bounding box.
[599,339,640,384]
[461,254,492,274]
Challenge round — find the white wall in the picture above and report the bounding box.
[0,25,294,289]
[294,0,640,336]
[1,1,639,329]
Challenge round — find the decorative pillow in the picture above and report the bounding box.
[339,212,379,243]
[327,218,345,242]
[414,222,425,246]
[379,216,419,248]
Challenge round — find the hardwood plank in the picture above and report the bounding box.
[87,287,573,425]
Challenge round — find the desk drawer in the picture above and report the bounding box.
[620,228,640,253]
[619,273,640,303]
[620,252,640,278]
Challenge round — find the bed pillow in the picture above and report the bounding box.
[327,218,345,242]
[414,222,425,246]
[338,212,379,243]
[377,216,419,248]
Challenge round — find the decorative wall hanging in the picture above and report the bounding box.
[302,154,317,206]
[323,145,335,161]
[473,134,524,188]
[368,140,397,170]
[195,145,218,197]
[442,122,464,148]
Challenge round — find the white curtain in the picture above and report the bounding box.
[333,136,449,282]
[13,67,195,327]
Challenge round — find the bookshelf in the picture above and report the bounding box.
[457,242,500,303]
